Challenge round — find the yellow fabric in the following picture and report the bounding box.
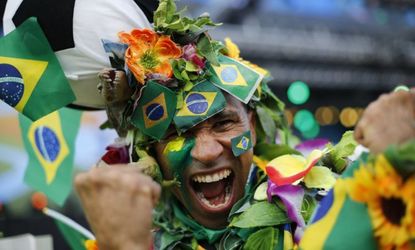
[0,56,47,112]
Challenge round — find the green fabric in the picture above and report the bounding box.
[231,130,252,157]
[55,220,88,250]
[323,195,377,249]
[208,54,263,104]
[131,80,177,140]
[0,17,75,121]
[19,108,82,205]
[173,80,226,132]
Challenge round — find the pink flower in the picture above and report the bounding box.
[182,44,205,69]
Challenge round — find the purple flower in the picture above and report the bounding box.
[267,179,305,243]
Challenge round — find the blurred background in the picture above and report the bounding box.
[1,0,414,249]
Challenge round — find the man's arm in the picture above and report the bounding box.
[75,165,161,250]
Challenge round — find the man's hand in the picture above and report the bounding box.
[354,90,415,154]
[74,165,161,250]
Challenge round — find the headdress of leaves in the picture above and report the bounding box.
[116,0,292,175]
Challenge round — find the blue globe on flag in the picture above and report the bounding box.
[221,66,238,83]
[145,103,164,121]
[186,93,209,115]
[0,64,24,107]
[34,126,61,162]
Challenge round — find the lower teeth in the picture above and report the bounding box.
[197,185,231,208]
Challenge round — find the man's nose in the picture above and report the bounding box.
[191,132,223,165]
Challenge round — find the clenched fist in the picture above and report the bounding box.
[75,165,161,250]
[354,90,415,153]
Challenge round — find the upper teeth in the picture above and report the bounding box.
[192,169,231,183]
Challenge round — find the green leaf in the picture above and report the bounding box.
[180,70,190,81]
[322,131,357,173]
[154,0,176,28]
[301,194,317,224]
[99,119,113,129]
[230,201,290,228]
[384,139,415,178]
[219,232,244,250]
[243,227,279,250]
[185,61,199,72]
[254,142,300,161]
[160,232,184,250]
[261,82,285,112]
[197,34,219,66]
[256,105,277,142]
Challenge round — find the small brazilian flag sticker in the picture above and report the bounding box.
[131,80,177,140]
[174,80,226,132]
[208,54,263,104]
[231,131,252,157]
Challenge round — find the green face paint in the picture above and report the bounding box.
[163,136,196,208]
[163,136,195,184]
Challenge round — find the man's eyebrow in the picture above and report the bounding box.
[213,109,240,120]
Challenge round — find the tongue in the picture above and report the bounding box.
[198,180,226,199]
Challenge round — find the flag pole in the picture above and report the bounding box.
[42,207,96,240]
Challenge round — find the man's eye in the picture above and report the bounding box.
[214,120,235,129]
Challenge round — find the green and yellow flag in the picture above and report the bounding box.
[131,80,177,140]
[208,55,263,104]
[231,131,253,157]
[0,18,75,121]
[174,80,226,132]
[19,108,81,206]
[300,160,377,250]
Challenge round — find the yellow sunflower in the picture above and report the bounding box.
[348,155,415,250]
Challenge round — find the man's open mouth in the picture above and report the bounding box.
[190,169,235,210]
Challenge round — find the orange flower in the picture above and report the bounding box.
[118,28,182,84]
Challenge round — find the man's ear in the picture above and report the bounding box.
[248,110,257,146]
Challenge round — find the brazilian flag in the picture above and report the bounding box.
[208,55,263,104]
[0,18,75,121]
[55,220,89,250]
[300,160,377,250]
[174,80,226,132]
[131,80,177,140]
[19,108,81,206]
[231,131,252,157]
